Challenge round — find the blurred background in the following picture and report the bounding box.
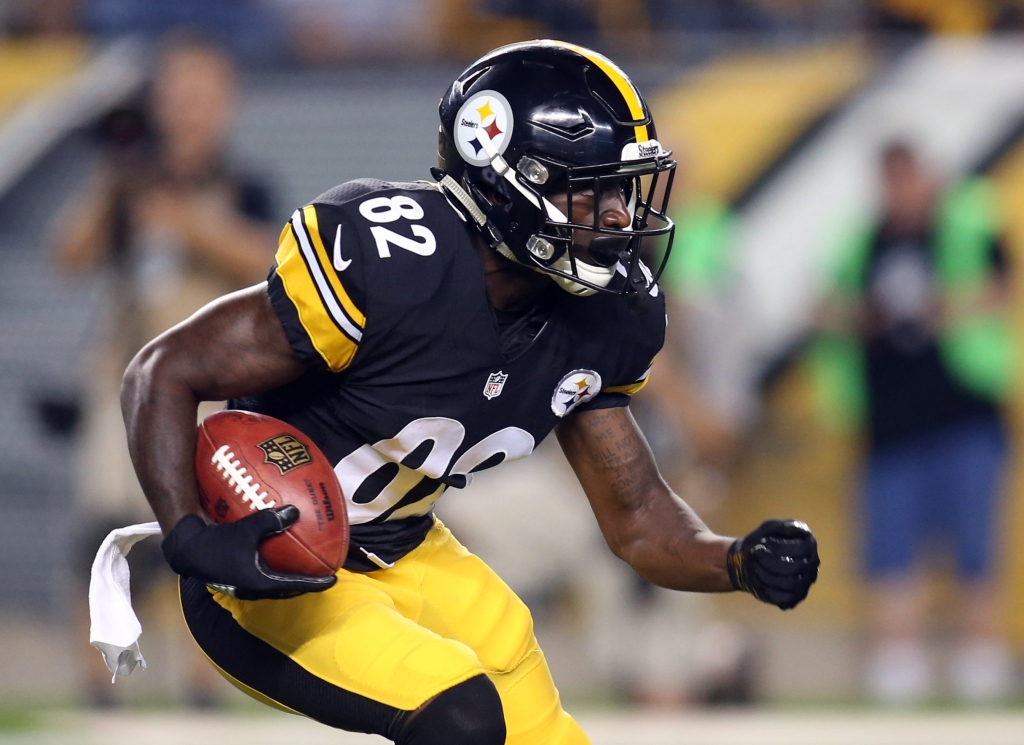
[4,0,1024,742]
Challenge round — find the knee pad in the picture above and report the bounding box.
[395,674,505,745]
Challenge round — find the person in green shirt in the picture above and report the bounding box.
[813,141,1014,704]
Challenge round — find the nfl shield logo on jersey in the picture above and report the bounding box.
[483,371,509,400]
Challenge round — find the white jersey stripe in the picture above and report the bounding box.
[290,210,363,343]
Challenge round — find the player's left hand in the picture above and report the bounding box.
[727,520,819,610]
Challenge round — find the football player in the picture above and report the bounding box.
[121,41,819,744]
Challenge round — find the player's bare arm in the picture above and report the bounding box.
[559,406,819,608]
[557,406,733,593]
[542,160,817,608]
[121,284,301,531]
[121,284,333,599]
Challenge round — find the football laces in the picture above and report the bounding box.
[211,445,276,511]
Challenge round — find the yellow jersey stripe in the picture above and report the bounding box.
[558,42,649,143]
[606,378,650,396]
[606,364,652,396]
[274,224,359,372]
[300,205,366,329]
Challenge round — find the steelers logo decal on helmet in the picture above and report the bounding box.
[454,90,514,167]
[551,369,602,417]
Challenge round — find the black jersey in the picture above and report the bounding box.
[238,179,665,571]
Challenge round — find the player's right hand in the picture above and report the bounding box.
[727,519,819,610]
[161,506,338,600]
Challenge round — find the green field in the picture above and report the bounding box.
[2,708,1024,745]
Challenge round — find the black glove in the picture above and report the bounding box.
[727,519,819,610]
[161,505,337,600]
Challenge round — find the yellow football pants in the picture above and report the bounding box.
[197,518,590,744]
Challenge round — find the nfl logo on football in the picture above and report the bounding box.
[483,371,508,400]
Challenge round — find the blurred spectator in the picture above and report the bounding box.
[50,32,276,706]
[814,141,1014,704]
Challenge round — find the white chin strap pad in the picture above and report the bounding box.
[548,255,616,296]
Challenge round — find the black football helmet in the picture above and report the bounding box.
[436,40,676,298]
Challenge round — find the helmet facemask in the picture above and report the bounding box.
[465,122,677,298]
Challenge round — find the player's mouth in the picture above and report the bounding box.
[572,234,631,267]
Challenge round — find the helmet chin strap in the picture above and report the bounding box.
[433,170,488,227]
[433,169,525,269]
[547,256,616,296]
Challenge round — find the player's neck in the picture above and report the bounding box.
[478,241,552,312]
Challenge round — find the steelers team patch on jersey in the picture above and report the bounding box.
[551,369,602,417]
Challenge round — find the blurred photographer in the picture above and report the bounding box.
[814,141,1014,704]
[51,33,275,706]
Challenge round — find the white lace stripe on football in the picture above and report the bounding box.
[211,445,276,511]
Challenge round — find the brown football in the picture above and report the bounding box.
[195,410,348,576]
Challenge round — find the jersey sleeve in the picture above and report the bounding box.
[267,203,367,372]
[577,357,656,412]
[605,360,655,396]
